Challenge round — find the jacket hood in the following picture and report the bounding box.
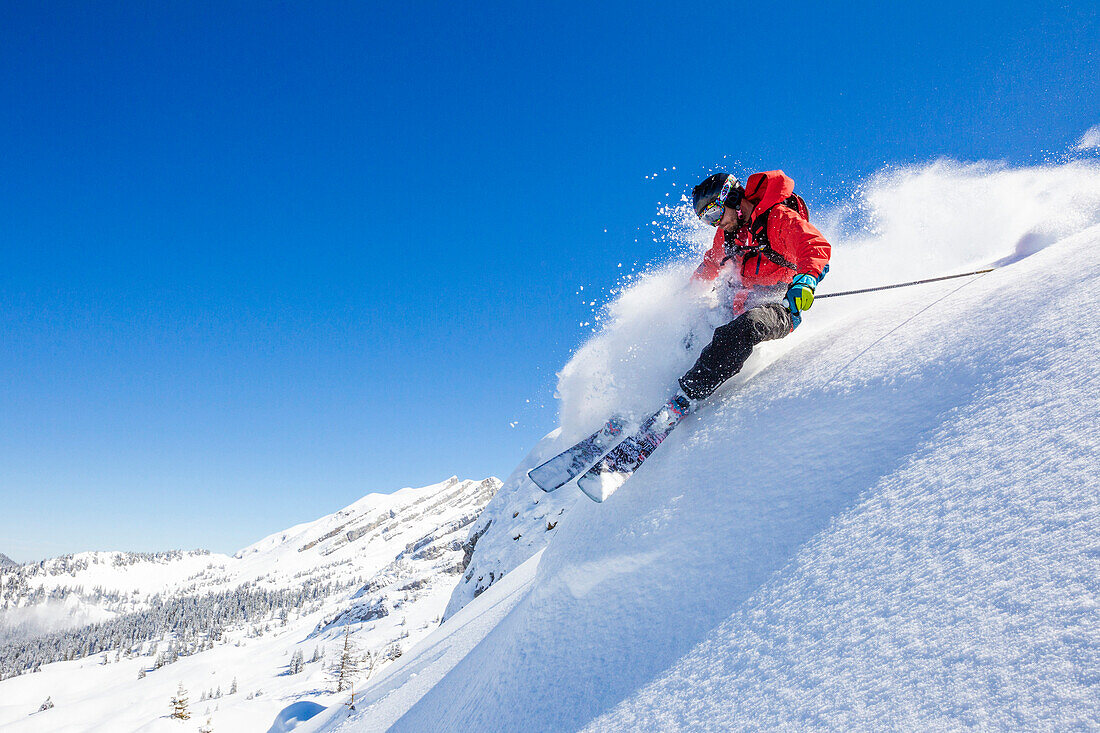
[742,170,795,219]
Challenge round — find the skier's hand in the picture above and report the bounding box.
[785,273,818,329]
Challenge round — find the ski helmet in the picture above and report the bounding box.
[692,173,743,225]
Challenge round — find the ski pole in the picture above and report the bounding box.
[814,268,995,300]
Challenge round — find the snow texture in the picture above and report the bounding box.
[442,431,582,620]
[356,158,1100,731]
[299,552,541,733]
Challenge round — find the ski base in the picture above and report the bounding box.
[576,394,692,503]
[527,417,626,493]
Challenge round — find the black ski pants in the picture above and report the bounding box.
[678,303,793,400]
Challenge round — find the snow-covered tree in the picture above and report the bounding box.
[38,696,54,712]
[288,649,304,674]
[228,678,237,695]
[1,579,348,681]
[363,648,377,682]
[169,683,190,720]
[330,629,361,692]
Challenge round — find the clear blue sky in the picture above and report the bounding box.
[2,1,1096,561]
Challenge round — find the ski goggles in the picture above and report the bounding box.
[699,176,742,226]
[699,200,725,226]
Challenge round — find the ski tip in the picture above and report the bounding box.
[578,485,605,503]
[577,483,605,503]
[528,467,566,494]
[526,469,551,493]
[577,471,627,503]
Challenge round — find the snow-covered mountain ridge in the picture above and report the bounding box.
[0,476,499,731]
[1,478,497,638]
[304,158,1100,731]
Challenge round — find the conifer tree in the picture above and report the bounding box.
[330,629,361,692]
[169,683,191,720]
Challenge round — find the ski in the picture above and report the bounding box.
[527,417,627,493]
[576,393,693,503]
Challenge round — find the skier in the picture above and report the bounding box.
[529,169,832,500]
[677,170,832,402]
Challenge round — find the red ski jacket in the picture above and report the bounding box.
[693,170,831,288]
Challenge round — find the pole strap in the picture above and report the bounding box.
[814,268,995,300]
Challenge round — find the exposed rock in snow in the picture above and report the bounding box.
[443,432,583,619]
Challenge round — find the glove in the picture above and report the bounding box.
[785,273,818,329]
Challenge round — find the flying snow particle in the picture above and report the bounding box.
[1076,124,1100,151]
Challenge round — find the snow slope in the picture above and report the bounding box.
[446,159,1100,625]
[441,430,580,620]
[319,158,1100,731]
[299,551,542,733]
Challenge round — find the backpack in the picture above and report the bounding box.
[731,193,809,274]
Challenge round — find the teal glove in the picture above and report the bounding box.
[785,273,818,329]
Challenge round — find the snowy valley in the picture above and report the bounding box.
[0,477,499,731]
